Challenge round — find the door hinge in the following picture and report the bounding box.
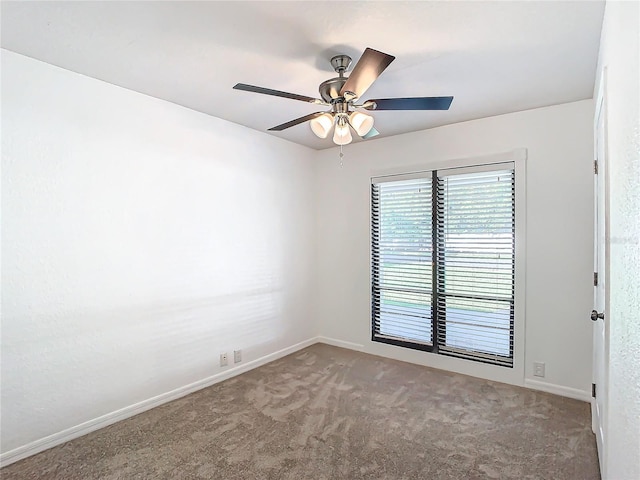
[592,383,596,398]
[594,160,598,174]
[594,272,598,286]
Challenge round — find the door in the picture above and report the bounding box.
[592,71,609,476]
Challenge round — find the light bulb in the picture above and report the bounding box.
[333,122,353,146]
[349,111,374,137]
[310,113,334,139]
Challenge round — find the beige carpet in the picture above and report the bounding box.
[1,344,599,479]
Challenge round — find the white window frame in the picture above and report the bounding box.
[369,149,527,386]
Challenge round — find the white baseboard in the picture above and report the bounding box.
[316,336,364,351]
[0,336,319,468]
[524,378,592,403]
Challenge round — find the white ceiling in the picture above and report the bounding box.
[1,1,605,150]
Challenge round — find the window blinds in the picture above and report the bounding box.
[371,164,515,367]
[371,177,433,347]
[436,168,515,366]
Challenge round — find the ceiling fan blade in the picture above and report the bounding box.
[364,96,454,111]
[268,112,327,131]
[340,48,395,100]
[361,127,380,140]
[234,83,325,105]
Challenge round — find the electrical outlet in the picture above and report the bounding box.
[220,353,228,367]
[533,361,545,378]
[234,350,242,363]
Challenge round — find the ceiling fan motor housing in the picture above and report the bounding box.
[319,77,348,103]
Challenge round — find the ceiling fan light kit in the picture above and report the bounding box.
[309,110,373,145]
[233,47,453,147]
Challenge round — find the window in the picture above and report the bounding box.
[371,163,515,367]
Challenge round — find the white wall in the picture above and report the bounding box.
[1,50,317,457]
[595,1,640,478]
[314,100,595,397]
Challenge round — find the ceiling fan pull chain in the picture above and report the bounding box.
[339,145,344,168]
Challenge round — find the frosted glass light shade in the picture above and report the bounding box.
[333,122,353,145]
[310,113,334,138]
[349,111,374,136]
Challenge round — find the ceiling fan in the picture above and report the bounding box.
[233,47,453,146]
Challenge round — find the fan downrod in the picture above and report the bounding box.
[318,54,353,103]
